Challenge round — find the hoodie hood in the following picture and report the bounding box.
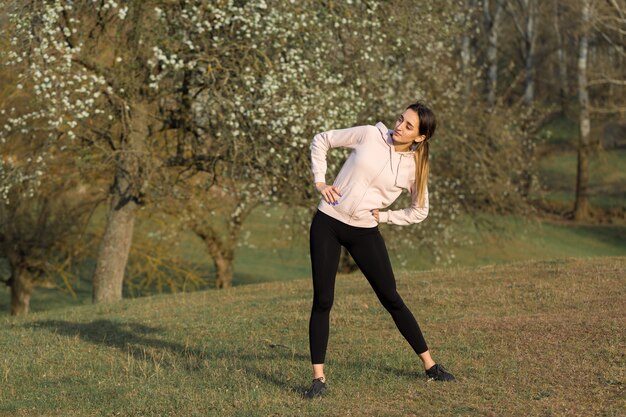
[374,121,415,178]
[374,121,416,155]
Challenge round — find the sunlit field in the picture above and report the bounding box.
[1,256,623,416]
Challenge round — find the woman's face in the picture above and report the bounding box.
[392,109,426,149]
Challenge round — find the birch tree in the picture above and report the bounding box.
[553,0,571,112]
[503,0,539,105]
[573,0,625,220]
[483,0,504,109]
[457,0,480,99]
[574,0,592,220]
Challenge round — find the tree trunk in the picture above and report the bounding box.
[520,0,538,197]
[484,0,503,108]
[92,101,150,302]
[460,0,476,99]
[523,0,537,106]
[554,0,569,112]
[574,0,591,221]
[201,228,236,289]
[92,190,137,302]
[214,252,234,289]
[461,34,472,98]
[194,202,252,290]
[10,266,34,316]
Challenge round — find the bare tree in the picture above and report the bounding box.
[574,0,592,220]
[484,0,504,109]
[553,0,571,112]
[0,139,103,315]
[504,0,539,105]
[572,0,625,220]
[459,0,480,99]
[525,0,539,105]
[148,169,269,289]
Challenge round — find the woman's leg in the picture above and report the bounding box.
[308,211,342,378]
[346,228,433,369]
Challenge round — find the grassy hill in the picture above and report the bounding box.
[1,256,623,416]
[2,205,625,315]
[3,113,624,315]
[537,149,626,209]
[535,114,626,209]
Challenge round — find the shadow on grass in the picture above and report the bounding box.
[28,319,309,394]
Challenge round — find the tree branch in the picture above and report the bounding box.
[503,1,527,40]
[588,78,626,86]
[163,154,224,168]
[606,0,625,20]
[589,105,626,113]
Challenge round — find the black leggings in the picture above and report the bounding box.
[308,209,429,364]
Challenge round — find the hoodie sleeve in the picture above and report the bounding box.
[310,125,370,184]
[378,183,429,225]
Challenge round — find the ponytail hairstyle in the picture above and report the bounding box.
[407,101,436,208]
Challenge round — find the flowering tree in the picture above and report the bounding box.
[3,1,175,302]
[2,0,547,300]
[393,2,539,264]
[158,0,536,270]
[273,1,536,266]
[0,108,103,315]
[0,53,106,314]
[149,0,382,286]
[146,169,272,289]
[1,0,376,298]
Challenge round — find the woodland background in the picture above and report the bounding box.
[0,1,624,416]
[0,0,624,314]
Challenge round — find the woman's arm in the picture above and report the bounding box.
[310,125,370,184]
[377,184,429,225]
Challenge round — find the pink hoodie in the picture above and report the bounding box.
[310,121,429,227]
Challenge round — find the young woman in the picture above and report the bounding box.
[304,101,455,399]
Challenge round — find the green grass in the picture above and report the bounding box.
[536,149,626,208]
[0,256,623,416]
[1,119,624,315]
[436,214,626,269]
[537,114,579,148]
[131,204,312,287]
[534,113,625,208]
[2,209,625,315]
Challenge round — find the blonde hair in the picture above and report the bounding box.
[406,101,436,208]
[414,140,429,207]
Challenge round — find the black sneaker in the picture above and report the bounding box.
[304,377,327,399]
[425,364,456,381]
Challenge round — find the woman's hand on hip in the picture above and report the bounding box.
[371,208,379,222]
[315,182,342,204]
